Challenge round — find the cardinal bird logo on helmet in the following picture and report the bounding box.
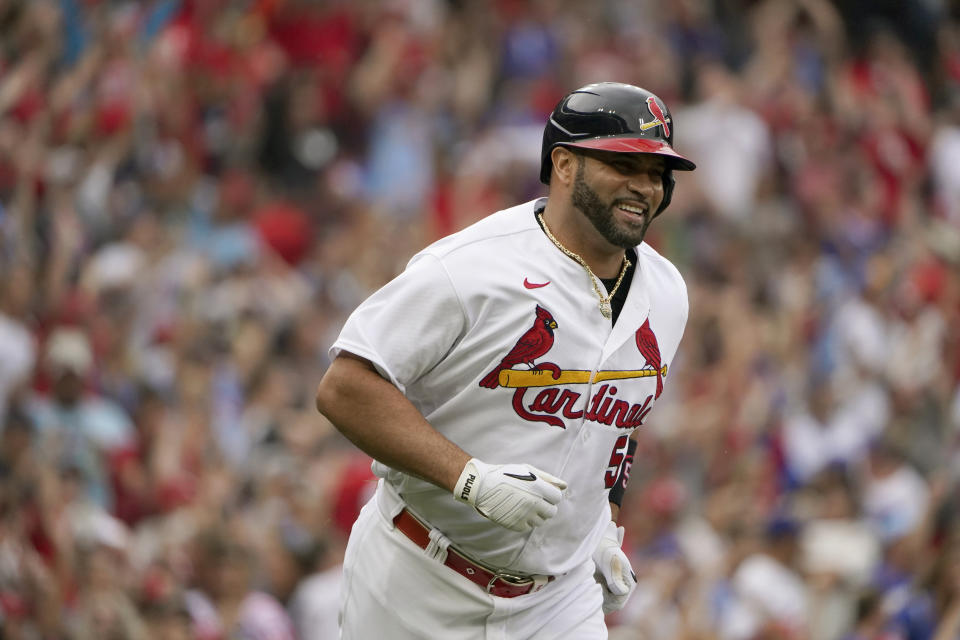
[641,96,671,138]
[635,318,664,399]
[479,306,558,389]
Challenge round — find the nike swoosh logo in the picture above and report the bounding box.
[524,278,550,289]
[504,472,537,482]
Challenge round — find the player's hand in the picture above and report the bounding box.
[592,519,637,614]
[453,458,567,532]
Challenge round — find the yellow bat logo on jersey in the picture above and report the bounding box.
[496,365,667,388]
[490,364,666,430]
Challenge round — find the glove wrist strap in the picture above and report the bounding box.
[454,458,482,506]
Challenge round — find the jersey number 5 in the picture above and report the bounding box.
[604,435,631,489]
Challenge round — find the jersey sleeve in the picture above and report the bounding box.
[330,253,467,394]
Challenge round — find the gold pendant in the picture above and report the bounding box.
[599,301,612,318]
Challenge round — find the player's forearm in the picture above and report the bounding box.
[315,353,470,492]
[606,431,637,524]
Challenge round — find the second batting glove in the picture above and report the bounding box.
[592,519,637,614]
[453,458,567,532]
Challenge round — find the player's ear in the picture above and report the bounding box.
[550,146,579,187]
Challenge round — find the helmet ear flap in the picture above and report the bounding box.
[654,169,675,218]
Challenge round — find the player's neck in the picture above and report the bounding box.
[540,202,627,278]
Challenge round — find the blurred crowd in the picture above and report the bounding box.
[0,0,958,638]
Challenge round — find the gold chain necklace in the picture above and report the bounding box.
[537,212,630,319]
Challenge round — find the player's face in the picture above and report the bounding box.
[571,151,666,249]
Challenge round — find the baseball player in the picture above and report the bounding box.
[316,82,695,639]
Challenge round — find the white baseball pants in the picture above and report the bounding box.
[338,491,607,639]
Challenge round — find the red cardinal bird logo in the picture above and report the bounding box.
[635,318,664,399]
[645,96,671,138]
[479,305,558,388]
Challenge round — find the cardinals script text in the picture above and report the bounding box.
[511,383,653,429]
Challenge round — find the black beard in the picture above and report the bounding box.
[571,159,651,249]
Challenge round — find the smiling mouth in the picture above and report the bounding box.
[616,202,648,218]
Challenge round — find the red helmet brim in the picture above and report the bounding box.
[561,137,696,171]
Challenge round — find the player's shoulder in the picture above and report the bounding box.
[636,241,688,319]
[412,200,541,264]
[637,242,686,292]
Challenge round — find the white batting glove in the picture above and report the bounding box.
[592,520,637,614]
[453,458,567,532]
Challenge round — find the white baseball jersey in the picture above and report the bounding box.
[331,198,688,576]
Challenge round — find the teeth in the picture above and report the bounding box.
[618,204,645,215]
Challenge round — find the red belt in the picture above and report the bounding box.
[392,509,553,598]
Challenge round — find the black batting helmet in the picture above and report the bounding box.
[540,82,695,216]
